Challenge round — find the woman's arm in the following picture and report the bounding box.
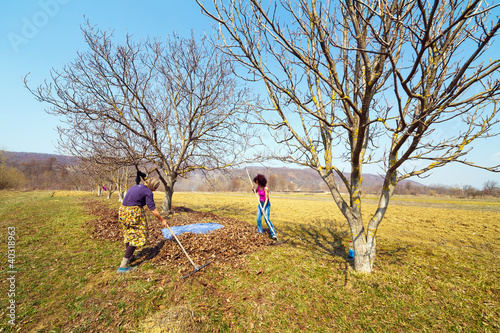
[265,186,270,205]
[150,208,167,228]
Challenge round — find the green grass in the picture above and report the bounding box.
[0,191,499,332]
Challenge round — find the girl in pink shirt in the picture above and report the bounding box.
[252,174,277,239]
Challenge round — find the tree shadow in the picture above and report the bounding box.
[281,218,350,260]
[376,243,413,266]
[377,244,412,256]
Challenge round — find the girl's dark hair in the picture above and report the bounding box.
[253,174,267,187]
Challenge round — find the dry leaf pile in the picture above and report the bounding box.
[85,200,123,241]
[84,199,274,272]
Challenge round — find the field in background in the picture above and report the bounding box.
[169,191,500,253]
[0,190,499,332]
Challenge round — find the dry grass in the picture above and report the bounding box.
[138,305,199,333]
[51,190,94,197]
[168,191,500,256]
[1,190,499,332]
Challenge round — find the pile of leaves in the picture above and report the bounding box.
[84,199,274,273]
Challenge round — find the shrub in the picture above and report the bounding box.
[0,155,26,190]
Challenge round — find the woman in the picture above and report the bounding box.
[252,174,277,239]
[117,177,167,273]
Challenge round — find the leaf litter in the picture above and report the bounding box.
[84,199,275,275]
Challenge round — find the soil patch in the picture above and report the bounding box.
[84,199,274,274]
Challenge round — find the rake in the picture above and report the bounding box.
[168,223,209,278]
[158,216,210,278]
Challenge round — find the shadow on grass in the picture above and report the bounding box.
[129,240,167,267]
[279,219,415,274]
[376,243,413,267]
[281,219,350,259]
[377,244,412,256]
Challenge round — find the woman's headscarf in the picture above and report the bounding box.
[144,178,160,191]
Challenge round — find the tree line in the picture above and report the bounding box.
[2,151,498,198]
[0,152,69,190]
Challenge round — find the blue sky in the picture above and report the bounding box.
[0,0,498,188]
[0,1,213,152]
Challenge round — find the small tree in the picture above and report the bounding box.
[483,180,499,197]
[26,22,258,212]
[463,185,480,198]
[198,0,500,272]
[267,174,278,191]
[0,152,25,190]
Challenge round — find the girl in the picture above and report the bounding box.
[252,174,277,239]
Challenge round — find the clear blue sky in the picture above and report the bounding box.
[1,0,499,188]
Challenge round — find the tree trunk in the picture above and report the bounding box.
[162,188,173,213]
[118,189,126,203]
[353,233,376,273]
[117,183,126,203]
[160,173,177,213]
[321,170,378,273]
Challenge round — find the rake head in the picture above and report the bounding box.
[181,261,210,279]
[269,238,289,246]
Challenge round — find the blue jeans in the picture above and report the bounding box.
[257,201,276,237]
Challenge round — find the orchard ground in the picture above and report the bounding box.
[0,190,498,332]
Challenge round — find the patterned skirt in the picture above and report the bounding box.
[119,206,149,247]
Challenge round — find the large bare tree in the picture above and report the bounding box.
[26,23,258,212]
[197,0,500,272]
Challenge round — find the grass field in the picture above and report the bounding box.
[0,190,499,332]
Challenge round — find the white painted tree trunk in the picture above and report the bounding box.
[118,189,126,203]
[117,183,126,203]
[320,168,392,273]
[353,236,376,273]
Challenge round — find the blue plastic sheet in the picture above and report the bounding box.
[161,223,224,240]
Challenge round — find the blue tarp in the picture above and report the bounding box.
[161,223,224,240]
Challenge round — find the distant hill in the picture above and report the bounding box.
[1,151,425,192]
[243,166,425,192]
[0,150,78,191]
[1,150,77,166]
[176,166,425,192]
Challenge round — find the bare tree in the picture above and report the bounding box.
[197,0,500,272]
[88,162,133,201]
[483,180,499,196]
[462,184,481,198]
[26,22,258,212]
